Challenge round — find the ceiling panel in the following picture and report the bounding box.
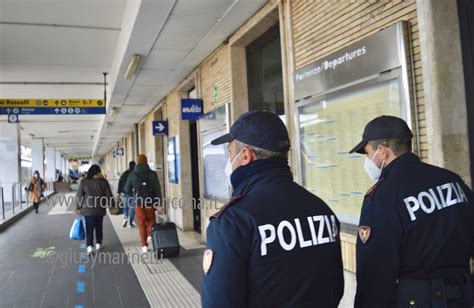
[0,0,126,29]
[119,105,144,113]
[0,24,119,66]
[123,96,150,105]
[134,69,173,86]
[143,48,190,70]
[128,86,156,97]
[153,15,218,50]
[172,0,235,18]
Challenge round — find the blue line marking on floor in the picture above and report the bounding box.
[76,281,86,293]
[80,252,87,259]
[75,305,84,308]
[78,264,86,273]
[80,243,86,248]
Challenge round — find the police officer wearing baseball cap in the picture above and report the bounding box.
[201,110,344,307]
[351,115,474,307]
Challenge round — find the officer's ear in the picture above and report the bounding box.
[240,147,257,166]
[379,142,393,160]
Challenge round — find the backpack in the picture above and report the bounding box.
[132,172,155,207]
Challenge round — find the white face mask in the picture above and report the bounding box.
[364,148,385,182]
[224,149,244,187]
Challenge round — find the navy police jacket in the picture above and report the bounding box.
[355,153,474,307]
[201,158,344,308]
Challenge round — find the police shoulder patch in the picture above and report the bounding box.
[211,194,246,220]
[358,225,371,244]
[364,177,385,198]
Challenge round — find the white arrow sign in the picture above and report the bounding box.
[54,108,60,114]
[6,108,11,113]
[156,123,165,131]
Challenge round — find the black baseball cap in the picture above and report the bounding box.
[349,115,413,154]
[211,110,290,153]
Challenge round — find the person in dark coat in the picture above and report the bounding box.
[350,116,474,307]
[28,170,46,214]
[201,111,344,308]
[75,165,115,255]
[117,161,136,228]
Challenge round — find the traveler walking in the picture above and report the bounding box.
[28,170,46,214]
[75,165,115,255]
[125,154,162,255]
[117,161,136,228]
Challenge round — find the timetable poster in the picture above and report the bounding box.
[298,79,401,225]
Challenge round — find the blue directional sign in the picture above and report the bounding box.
[8,114,19,123]
[181,99,203,120]
[0,99,106,115]
[0,107,105,115]
[153,120,168,136]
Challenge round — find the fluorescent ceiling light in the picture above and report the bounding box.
[124,54,141,79]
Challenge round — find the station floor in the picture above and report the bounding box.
[0,191,204,308]
[0,189,356,308]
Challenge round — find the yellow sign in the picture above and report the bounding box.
[0,99,105,108]
[64,155,93,159]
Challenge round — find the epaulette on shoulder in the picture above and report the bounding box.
[211,194,246,220]
[364,177,385,199]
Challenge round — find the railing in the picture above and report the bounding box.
[45,178,55,193]
[1,187,4,220]
[0,182,29,221]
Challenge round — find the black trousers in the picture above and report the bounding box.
[33,202,39,211]
[84,216,104,247]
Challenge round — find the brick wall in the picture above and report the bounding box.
[291,0,426,160]
[200,45,231,113]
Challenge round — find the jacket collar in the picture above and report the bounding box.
[381,152,420,178]
[231,158,293,197]
[134,164,150,173]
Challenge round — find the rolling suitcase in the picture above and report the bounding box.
[151,221,180,258]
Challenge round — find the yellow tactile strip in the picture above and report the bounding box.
[107,213,201,307]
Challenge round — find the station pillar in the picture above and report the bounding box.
[0,122,21,203]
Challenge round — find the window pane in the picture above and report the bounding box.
[247,25,284,116]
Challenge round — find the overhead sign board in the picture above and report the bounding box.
[181,99,203,120]
[294,22,407,101]
[115,148,124,156]
[63,155,92,159]
[0,99,106,115]
[152,120,168,136]
[8,114,19,123]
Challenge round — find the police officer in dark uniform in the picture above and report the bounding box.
[350,115,474,307]
[201,110,344,307]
